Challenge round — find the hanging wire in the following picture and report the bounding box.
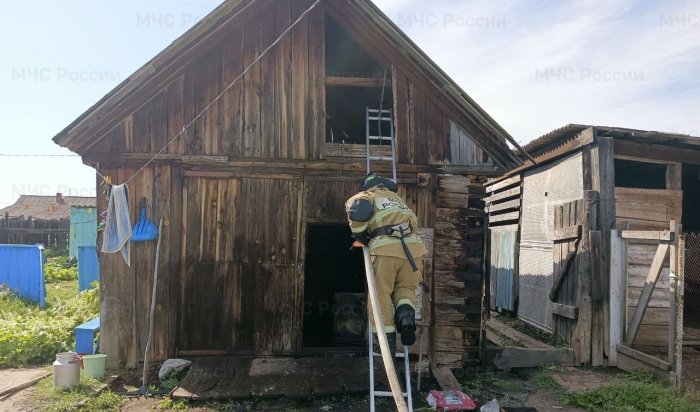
[88,0,324,186]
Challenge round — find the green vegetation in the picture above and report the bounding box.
[0,281,98,367]
[565,371,700,412]
[32,373,125,412]
[44,256,78,283]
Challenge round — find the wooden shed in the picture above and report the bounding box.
[485,125,700,383]
[53,0,523,374]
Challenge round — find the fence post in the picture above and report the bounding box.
[609,230,625,366]
[669,222,683,387]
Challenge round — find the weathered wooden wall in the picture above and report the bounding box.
[431,175,486,366]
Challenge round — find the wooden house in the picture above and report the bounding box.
[485,125,699,382]
[0,194,95,250]
[53,0,523,371]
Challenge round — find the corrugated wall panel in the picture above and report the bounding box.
[490,228,516,311]
[0,244,45,307]
[518,153,583,331]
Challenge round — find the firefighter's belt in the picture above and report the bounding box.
[370,223,419,272]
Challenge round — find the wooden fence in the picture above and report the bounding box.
[0,215,70,249]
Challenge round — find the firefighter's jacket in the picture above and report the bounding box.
[345,186,428,259]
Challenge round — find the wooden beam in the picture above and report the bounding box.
[325,76,391,88]
[488,212,520,224]
[669,221,682,387]
[486,174,521,193]
[616,344,671,371]
[621,231,673,241]
[485,319,552,349]
[432,366,463,391]
[483,187,520,204]
[549,247,578,301]
[549,302,579,319]
[614,139,700,165]
[485,199,520,214]
[624,242,670,346]
[490,347,574,369]
[553,225,581,242]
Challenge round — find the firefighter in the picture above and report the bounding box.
[345,172,428,352]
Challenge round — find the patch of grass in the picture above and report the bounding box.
[532,366,560,390]
[45,280,78,307]
[493,378,526,393]
[565,371,700,412]
[32,374,125,412]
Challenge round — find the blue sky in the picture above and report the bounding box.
[1,0,698,208]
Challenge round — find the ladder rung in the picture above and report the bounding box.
[368,136,393,141]
[368,109,392,114]
[367,116,392,121]
[369,156,393,161]
[372,352,406,358]
[374,391,410,398]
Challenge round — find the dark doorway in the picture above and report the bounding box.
[682,164,700,232]
[303,224,366,348]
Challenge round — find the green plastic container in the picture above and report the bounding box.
[82,354,107,379]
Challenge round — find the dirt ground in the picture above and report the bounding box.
[0,364,623,412]
[0,367,49,412]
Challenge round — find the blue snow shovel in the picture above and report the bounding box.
[131,197,159,242]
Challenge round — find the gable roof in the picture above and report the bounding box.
[1,195,96,221]
[53,0,525,169]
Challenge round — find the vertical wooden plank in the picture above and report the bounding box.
[410,83,427,164]
[291,0,310,159]
[260,8,277,159]
[590,230,604,366]
[426,98,444,164]
[167,76,185,155]
[594,136,615,357]
[222,27,244,157]
[307,1,325,159]
[168,164,182,357]
[666,164,682,190]
[202,48,223,156]
[275,0,292,159]
[242,15,262,158]
[449,120,460,165]
[97,167,119,366]
[609,230,624,366]
[392,66,410,164]
[442,113,452,165]
[573,190,596,365]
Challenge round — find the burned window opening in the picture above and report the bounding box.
[614,158,667,189]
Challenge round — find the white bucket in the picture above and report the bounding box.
[53,351,80,390]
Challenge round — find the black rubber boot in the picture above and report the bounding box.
[395,304,416,346]
[372,332,397,358]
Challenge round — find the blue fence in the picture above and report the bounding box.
[78,246,99,292]
[0,244,45,307]
[69,207,98,258]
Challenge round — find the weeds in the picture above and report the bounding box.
[0,282,99,367]
[565,371,699,412]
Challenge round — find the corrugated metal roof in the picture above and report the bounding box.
[0,195,96,221]
[518,124,700,158]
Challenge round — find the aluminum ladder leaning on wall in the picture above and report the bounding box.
[364,106,413,412]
